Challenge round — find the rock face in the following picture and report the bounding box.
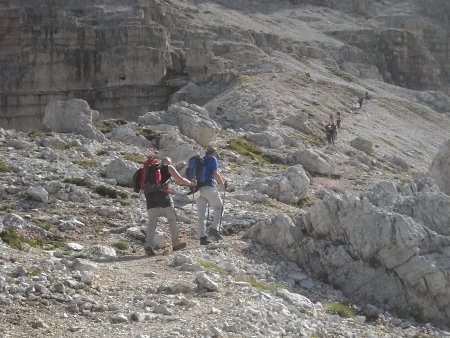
[429,139,450,195]
[1,0,448,130]
[246,177,450,329]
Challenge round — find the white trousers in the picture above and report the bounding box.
[196,186,223,238]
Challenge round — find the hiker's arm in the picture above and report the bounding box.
[168,165,196,187]
[213,171,226,187]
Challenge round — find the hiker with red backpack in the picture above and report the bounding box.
[136,156,196,256]
[195,147,227,245]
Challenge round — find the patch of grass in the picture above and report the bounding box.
[114,241,129,250]
[73,159,97,168]
[37,222,54,230]
[326,66,355,82]
[196,260,226,277]
[137,127,158,141]
[240,74,251,84]
[380,138,396,148]
[296,196,312,208]
[235,277,285,292]
[63,177,93,187]
[227,138,282,164]
[298,130,324,147]
[28,128,45,137]
[94,185,119,199]
[0,160,13,173]
[97,119,128,134]
[122,152,144,164]
[325,302,357,318]
[0,227,43,251]
[117,198,130,206]
[96,149,108,156]
[74,283,87,290]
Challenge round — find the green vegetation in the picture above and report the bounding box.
[234,277,285,292]
[73,159,97,168]
[240,74,251,84]
[94,185,128,199]
[227,138,283,164]
[74,283,87,290]
[298,130,324,148]
[137,127,158,141]
[0,227,39,250]
[97,119,128,134]
[380,138,396,148]
[0,227,64,251]
[0,160,13,173]
[325,66,355,82]
[325,302,357,318]
[114,241,129,250]
[196,260,225,277]
[28,128,45,137]
[96,149,108,156]
[296,196,312,208]
[122,152,144,164]
[63,177,93,187]
[260,199,278,208]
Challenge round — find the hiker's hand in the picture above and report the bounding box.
[190,179,197,187]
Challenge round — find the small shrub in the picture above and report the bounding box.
[114,241,129,250]
[137,127,158,141]
[96,149,108,156]
[63,177,93,187]
[296,196,312,208]
[0,227,43,250]
[74,283,87,290]
[94,185,119,199]
[28,128,45,137]
[196,260,225,277]
[325,303,357,318]
[122,152,144,164]
[227,138,282,164]
[326,66,355,82]
[73,159,97,168]
[0,160,13,173]
[240,74,251,84]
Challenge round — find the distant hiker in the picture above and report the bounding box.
[365,91,371,100]
[358,97,364,108]
[142,156,196,256]
[324,124,333,144]
[196,147,227,245]
[336,114,342,129]
[204,64,208,74]
[330,122,337,144]
[328,113,334,125]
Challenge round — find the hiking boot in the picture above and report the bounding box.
[200,236,211,246]
[208,228,223,241]
[172,242,186,252]
[144,247,156,257]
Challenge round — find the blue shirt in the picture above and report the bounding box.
[203,155,218,187]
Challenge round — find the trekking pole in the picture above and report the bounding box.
[219,185,227,231]
[206,203,210,226]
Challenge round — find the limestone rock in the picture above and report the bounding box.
[106,158,139,187]
[43,100,105,141]
[429,139,450,195]
[290,148,335,175]
[26,186,49,203]
[250,165,310,204]
[350,137,374,155]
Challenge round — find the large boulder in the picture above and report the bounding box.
[109,124,153,148]
[106,159,139,187]
[43,99,105,141]
[166,102,217,147]
[245,130,284,148]
[350,137,374,155]
[429,139,450,195]
[289,148,335,175]
[283,113,312,134]
[249,165,310,204]
[245,177,450,329]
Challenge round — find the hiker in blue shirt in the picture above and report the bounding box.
[197,146,227,245]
